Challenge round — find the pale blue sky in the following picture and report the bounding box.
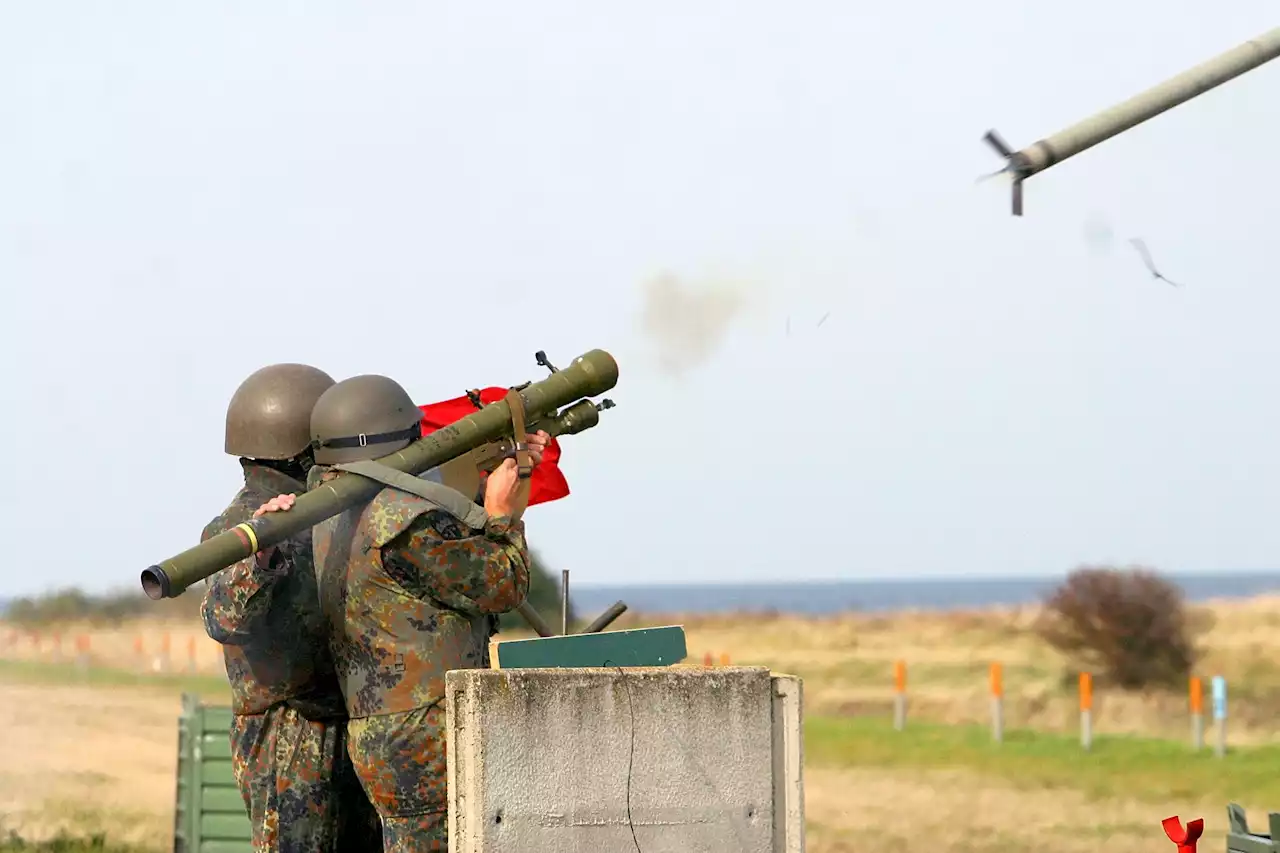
[2,4,1278,597]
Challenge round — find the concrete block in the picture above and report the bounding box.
[446,666,804,853]
[771,674,805,853]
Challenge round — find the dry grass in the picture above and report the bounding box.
[0,680,187,848]
[3,595,1279,852]
[663,595,1280,744]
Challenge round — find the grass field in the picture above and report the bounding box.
[4,595,1280,852]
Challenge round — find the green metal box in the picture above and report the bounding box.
[174,693,253,853]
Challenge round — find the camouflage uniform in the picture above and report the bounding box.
[309,465,531,853]
[202,460,381,852]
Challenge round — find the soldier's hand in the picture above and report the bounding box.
[252,493,296,517]
[483,458,524,518]
[524,430,550,467]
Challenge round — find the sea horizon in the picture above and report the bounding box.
[3,570,1279,618]
[566,569,1280,616]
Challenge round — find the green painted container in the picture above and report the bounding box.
[491,625,687,669]
[174,693,252,853]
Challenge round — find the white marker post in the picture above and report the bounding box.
[1211,675,1227,758]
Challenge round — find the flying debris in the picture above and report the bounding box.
[1129,238,1184,288]
[817,312,830,328]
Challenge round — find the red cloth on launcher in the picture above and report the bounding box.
[418,388,570,506]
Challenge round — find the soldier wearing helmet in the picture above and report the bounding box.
[308,374,545,853]
[200,363,381,852]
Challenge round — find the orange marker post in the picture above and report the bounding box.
[990,662,1004,744]
[1079,671,1094,750]
[703,652,713,667]
[719,652,730,667]
[893,660,907,731]
[74,634,90,672]
[1189,676,1204,751]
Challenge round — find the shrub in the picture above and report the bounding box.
[1034,565,1203,689]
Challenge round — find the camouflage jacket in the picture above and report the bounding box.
[309,465,531,718]
[201,460,345,719]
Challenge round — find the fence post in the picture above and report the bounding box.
[893,660,907,731]
[159,631,172,672]
[990,662,1004,744]
[1211,675,1227,758]
[1079,671,1093,751]
[1189,676,1204,751]
[74,634,90,672]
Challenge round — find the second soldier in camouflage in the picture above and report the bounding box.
[308,373,541,852]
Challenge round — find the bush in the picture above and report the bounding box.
[1034,565,1203,689]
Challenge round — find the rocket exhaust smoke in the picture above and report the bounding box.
[637,273,746,377]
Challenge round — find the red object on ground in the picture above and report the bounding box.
[1162,816,1204,853]
[418,388,570,506]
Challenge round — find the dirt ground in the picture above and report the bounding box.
[0,681,180,846]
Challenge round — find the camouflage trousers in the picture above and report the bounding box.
[347,704,448,853]
[230,705,382,852]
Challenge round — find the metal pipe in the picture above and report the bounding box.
[517,602,554,638]
[581,601,628,634]
[561,569,570,635]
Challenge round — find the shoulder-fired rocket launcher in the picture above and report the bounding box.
[984,26,1280,215]
[141,348,620,601]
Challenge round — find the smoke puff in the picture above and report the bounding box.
[638,273,746,377]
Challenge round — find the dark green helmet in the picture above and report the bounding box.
[310,374,421,465]
[225,364,336,460]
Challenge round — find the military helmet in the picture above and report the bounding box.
[225,363,336,460]
[310,374,421,465]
